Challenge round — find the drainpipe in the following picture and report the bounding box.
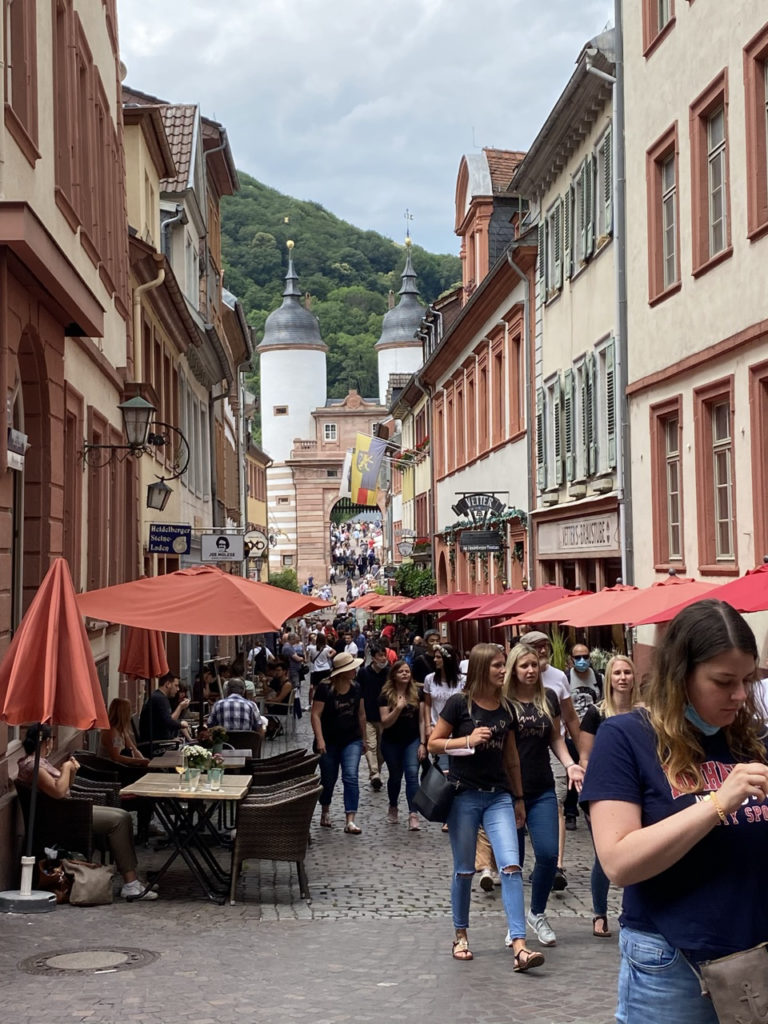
[133,254,164,382]
[237,359,252,575]
[160,204,187,259]
[586,12,632,584]
[208,385,230,529]
[413,372,435,585]
[506,250,534,590]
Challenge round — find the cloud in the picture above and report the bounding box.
[117,0,614,253]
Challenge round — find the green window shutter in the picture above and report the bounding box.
[554,198,563,289]
[585,156,596,258]
[537,222,545,285]
[603,128,613,236]
[564,368,574,481]
[578,164,587,263]
[605,339,617,469]
[586,353,596,476]
[536,386,546,491]
[563,189,572,279]
[553,374,564,483]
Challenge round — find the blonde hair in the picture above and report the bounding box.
[381,660,420,709]
[646,600,766,794]
[107,697,132,734]
[503,643,552,722]
[598,655,638,718]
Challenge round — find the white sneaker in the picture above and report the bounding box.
[527,910,556,946]
[479,868,495,892]
[121,879,159,901]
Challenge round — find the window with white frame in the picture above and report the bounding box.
[185,232,199,306]
[661,152,677,289]
[572,159,595,268]
[707,106,727,257]
[712,400,734,559]
[595,127,613,242]
[323,423,337,442]
[665,415,682,559]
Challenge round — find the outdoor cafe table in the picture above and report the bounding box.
[148,749,248,770]
[120,772,251,904]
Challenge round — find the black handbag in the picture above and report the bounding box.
[412,760,456,822]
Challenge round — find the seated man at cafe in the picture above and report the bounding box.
[139,672,190,749]
[207,677,267,735]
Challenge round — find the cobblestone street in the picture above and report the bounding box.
[0,715,621,1023]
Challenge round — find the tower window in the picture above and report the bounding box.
[324,423,338,441]
[273,405,288,416]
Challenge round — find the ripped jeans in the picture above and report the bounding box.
[447,788,526,939]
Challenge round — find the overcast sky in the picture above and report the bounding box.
[117,0,614,255]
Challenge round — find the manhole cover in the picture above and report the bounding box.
[19,947,158,976]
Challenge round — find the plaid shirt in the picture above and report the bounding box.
[207,694,261,731]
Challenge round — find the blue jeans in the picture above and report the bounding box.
[617,927,716,1024]
[381,736,420,811]
[517,788,559,915]
[586,816,611,916]
[319,740,362,813]
[447,789,526,939]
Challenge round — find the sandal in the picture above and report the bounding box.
[513,947,545,972]
[344,822,361,834]
[452,936,473,961]
[592,915,612,938]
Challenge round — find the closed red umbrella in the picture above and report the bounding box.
[0,557,109,912]
[118,625,169,679]
[76,565,327,635]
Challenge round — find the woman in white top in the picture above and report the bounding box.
[423,643,465,771]
[309,635,336,706]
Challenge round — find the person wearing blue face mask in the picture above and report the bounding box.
[564,643,604,830]
[581,600,768,1024]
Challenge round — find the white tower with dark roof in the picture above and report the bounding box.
[375,238,424,404]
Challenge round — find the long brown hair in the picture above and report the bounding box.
[381,660,420,708]
[463,643,512,710]
[646,600,766,793]
[503,643,552,721]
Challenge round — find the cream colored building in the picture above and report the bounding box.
[622,2,768,659]
[511,47,621,592]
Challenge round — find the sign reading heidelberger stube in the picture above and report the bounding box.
[453,492,506,553]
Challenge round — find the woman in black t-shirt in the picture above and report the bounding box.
[504,643,585,950]
[427,643,543,972]
[379,660,426,831]
[311,651,366,834]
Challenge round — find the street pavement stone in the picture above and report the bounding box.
[0,714,621,1022]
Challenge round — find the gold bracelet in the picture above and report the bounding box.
[704,792,728,824]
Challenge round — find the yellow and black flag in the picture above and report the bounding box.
[350,432,386,505]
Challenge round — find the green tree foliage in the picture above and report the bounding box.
[394,564,436,598]
[222,172,461,412]
[266,568,300,592]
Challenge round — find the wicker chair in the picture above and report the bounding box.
[15,780,95,861]
[224,730,263,758]
[247,753,320,787]
[249,748,308,768]
[229,782,321,903]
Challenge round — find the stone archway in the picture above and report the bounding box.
[328,496,383,583]
[437,550,448,594]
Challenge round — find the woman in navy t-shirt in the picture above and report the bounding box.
[582,600,768,1024]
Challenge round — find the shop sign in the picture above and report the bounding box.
[459,530,503,553]
[201,533,245,562]
[149,523,192,555]
[538,512,618,556]
[397,541,414,557]
[7,428,27,472]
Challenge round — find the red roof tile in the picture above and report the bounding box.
[484,148,526,192]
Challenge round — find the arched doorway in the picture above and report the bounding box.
[328,497,383,583]
[437,550,448,594]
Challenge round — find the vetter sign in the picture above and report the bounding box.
[538,513,619,556]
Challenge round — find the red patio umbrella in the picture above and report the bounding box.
[0,557,109,911]
[76,565,326,635]
[349,593,380,609]
[395,594,437,614]
[414,592,487,613]
[456,586,566,622]
[554,583,639,626]
[494,589,590,628]
[118,625,169,680]
[633,564,768,626]
[566,575,721,628]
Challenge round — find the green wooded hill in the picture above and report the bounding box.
[221,172,461,404]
